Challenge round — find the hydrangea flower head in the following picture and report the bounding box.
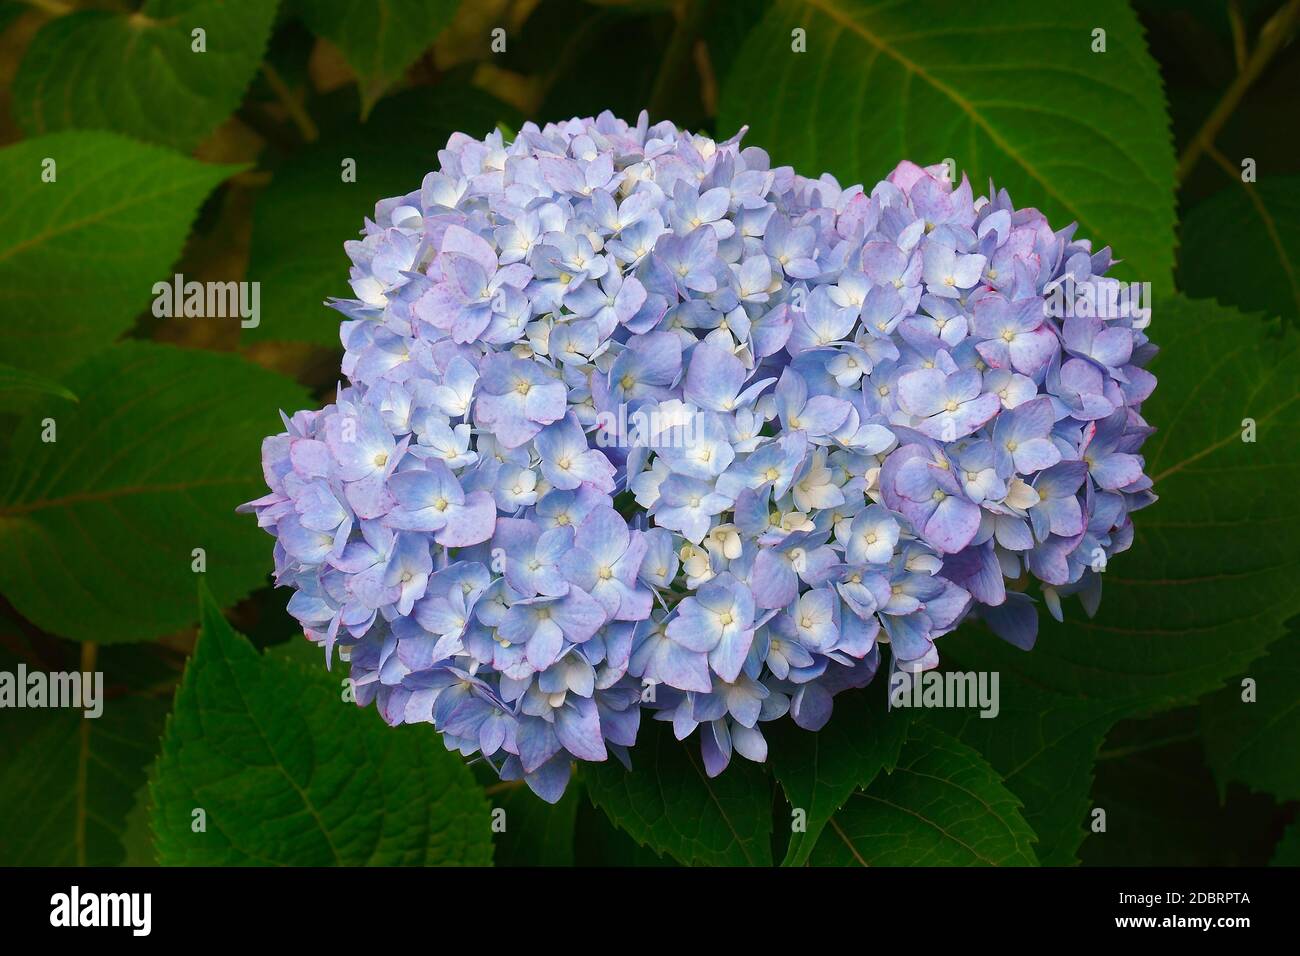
[242,112,1157,802]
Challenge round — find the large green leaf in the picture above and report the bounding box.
[0,665,167,866]
[806,723,1038,866]
[1180,177,1300,326]
[922,655,1138,866]
[297,0,459,116]
[244,86,513,344]
[585,718,774,866]
[150,586,493,865]
[491,782,580,867]
[1079,709,1283,867]
[13,0,278,151]
[0,342,309,643]
[0,361,76,403]
[0,133,237,377]
[769,676,909,866]
[954,295,1300,705]
[1201,629,1300,802]
[718,0,1176,294]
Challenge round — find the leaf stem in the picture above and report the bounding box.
[1205,142,1300,317]
[648,0,704,121]
[260,63,319,144]
[1228,0,1249,73]
[1095,730,1201,761]
[13,0,72,15]
[1176,0,1300,183]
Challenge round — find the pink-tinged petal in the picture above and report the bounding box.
[1027,534,1081,586]
[657,642,713,693]
[434,490,497,547]
[517,718,561,773]
[1045,496,1085,537]
[995,516,1034,551]
[893,455,937,501]
[523,755,572,804]
[1091,452,1143,490]
[554,586,605,642]
[700,720,733,777]
[923,393,1001,440]
[684,342,745,410]
[1010,326,1059,376]
[708,626,755,683]
[576,504,630,563]
[749,550,798,609]
[666,601,720,652]
[1012,437,1062,474]
[1092,327,1133,368]
[897,368,949,417]
[555,698,607,762]
[981,594,1038,650]
[524,378,568,426]
[290,439,331,477]
[797,395,852,435]
[951,253,987,288]
[923,496,981,553]
[525,621,564,670]
[1120,365,1157,404]
[441,224,498,275]
[975,339,1012,370]
[731,723,768,762]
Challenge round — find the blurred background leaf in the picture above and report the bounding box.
[0,132,238,377]
[1202,627,1300,802]
[295,0,459,116]
[0,342,309,643]
[0,647,168,866]
[12,0,279,150]
[1180,175,1299,325]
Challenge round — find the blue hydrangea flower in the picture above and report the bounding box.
[241,115,1157,801]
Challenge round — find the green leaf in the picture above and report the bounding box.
[769,677,909,866]
[0,132,238,377]
[718,0,1176,294]
[491,782,579,867]
[584,717,774,866]
[150,585,493,865]
[1273,821,1300,866]
[0,342,310,643]
[573,796,677,866]
[908,295,1300,861]
[921,655,1137,866]
[120,784,160,867]
[0,673,167,866]
[957,295,1300,705]
[13,0,278,151]
[1202,629,1300,802]
[0,361,76,402]
[1079,709,1284,867]
[806,723,1037,866]
[297,0,459,116]
[1180,177,1300,326]
[244,86,514,344]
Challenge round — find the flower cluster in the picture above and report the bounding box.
[241,111,1157,801]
